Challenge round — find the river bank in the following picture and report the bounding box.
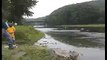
[2,26,52,60]
[34,27,105,60]
[2,25,105,60]
[56,24,105,32]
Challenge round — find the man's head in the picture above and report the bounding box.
[9,23,13,27]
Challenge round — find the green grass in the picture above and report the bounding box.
[2,45,52,60]
[3,25,44,45]
[59,24,105,32]
[2,25,52,60]
[61,24,105,27]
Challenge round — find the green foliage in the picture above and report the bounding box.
[2,0,10,19]
[60,24,105,32]
[45,0,105,26]
[2,0,38,24]
[61,24,105,27]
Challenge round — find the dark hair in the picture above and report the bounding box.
[9,23,13,27]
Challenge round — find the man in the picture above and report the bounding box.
[2,21,16,49]
[7,23,16,45]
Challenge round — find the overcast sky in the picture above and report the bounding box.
[24,0,92,18]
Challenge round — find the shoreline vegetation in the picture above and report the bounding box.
[60,24,105,27]
[56,24,105,32]
[2,25,52,60]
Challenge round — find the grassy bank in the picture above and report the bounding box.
[3,25,44,45]
[2,45,52,60]
[2,25,52,60]
[58,24,105,32]
[60,24,105,27]
[15,25,44,45]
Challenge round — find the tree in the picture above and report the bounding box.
[2,0,38,24]
[2,0,10,20]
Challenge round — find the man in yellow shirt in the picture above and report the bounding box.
[2,21,16,49]
[7,23,16,44]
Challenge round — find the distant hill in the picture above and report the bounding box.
[45,0,105,26]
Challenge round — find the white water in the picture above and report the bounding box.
[34,28,105,60]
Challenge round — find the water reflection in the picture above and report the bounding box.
[47,31,105,48]
[34,27,105,60]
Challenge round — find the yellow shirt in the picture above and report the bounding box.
[12,26,16,32]
[7,26,16,38]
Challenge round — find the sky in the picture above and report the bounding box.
[24,0,92,18]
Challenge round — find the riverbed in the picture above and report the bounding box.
[34,27,105,60]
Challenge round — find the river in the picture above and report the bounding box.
[34,27,105,60]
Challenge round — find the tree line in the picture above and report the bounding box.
[45,0,105,26]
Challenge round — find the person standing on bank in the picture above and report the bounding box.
[2,20,16,49]
[7,23,16,45]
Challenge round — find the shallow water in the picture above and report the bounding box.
[34,28,105,60]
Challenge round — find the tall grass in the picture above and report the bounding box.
[3,25,44,45]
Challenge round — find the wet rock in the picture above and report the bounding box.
[49,49,79,60]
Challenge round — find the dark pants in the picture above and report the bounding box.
[2,29,14,48]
